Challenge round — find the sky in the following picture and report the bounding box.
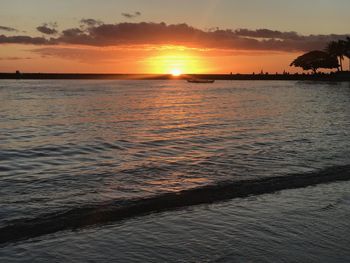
[0,0,349,74]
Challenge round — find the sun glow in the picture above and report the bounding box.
[146,48,210,74]
[171,68,182,76]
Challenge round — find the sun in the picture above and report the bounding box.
[147,51,208,74]
[170,68,182,76]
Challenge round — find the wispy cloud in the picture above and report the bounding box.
[234,29,301,40]
[0,25,18,32]
[121,12,141,19]
[32,46,147,63]
[80,18,103,27]
[36,23,58,35]
[0,56,32,60]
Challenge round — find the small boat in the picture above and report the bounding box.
[187,79,215,83]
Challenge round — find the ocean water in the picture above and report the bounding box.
[1,180,350,262]
[1,80,350,248]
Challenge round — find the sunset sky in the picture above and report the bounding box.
[1,0,349,74]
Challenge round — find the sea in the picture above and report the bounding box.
[1,80,350,262]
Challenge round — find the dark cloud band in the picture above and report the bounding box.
[0,35,50,45]
[0,21,349,52]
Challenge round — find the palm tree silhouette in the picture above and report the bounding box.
[326,40,346,71]
[345,37,350,71]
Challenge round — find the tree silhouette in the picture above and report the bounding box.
[345,37,350,71]
[290,50,339,73]
[326,40,346,71]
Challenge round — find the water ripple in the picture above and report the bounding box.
[1,80,350,233]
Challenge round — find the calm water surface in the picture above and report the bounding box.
[1,80,350,258]
[1,180,350,262]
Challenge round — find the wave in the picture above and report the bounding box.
[1,164,350,245]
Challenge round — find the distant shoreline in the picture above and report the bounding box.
[1,72,350,81]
